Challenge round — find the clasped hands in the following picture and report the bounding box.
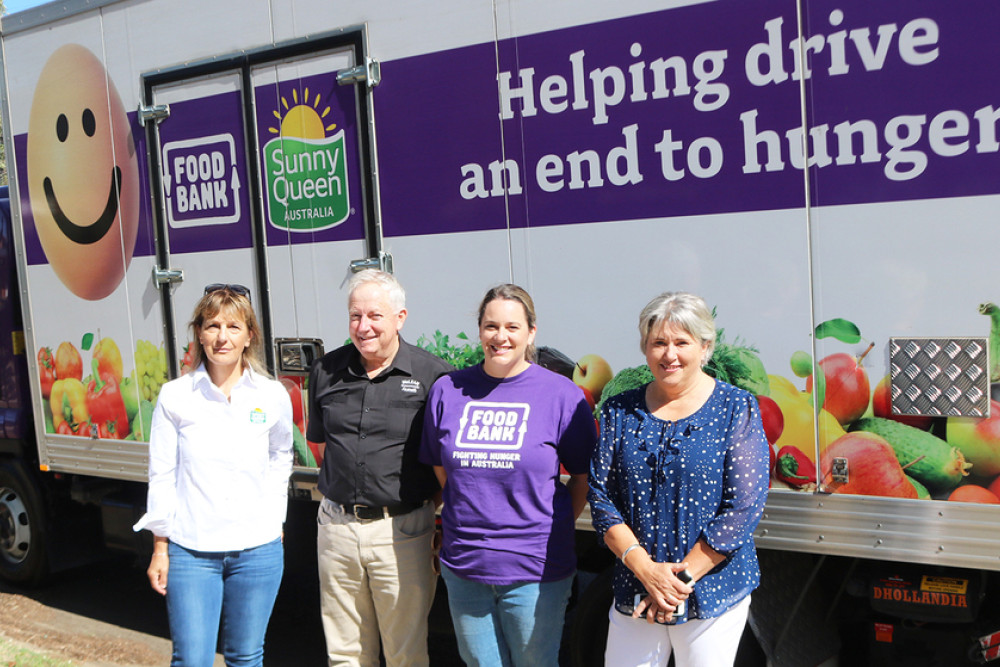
[632,560,693,624]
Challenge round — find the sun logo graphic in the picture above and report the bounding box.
[263,84,350,232]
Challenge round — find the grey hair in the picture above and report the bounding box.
[638,292,716,363]
[347,269,406,312]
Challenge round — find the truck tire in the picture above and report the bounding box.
[0,460,48,585]
[567,566,613,667]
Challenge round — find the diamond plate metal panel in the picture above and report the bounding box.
[889,337,989,417]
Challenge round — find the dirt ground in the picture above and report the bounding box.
[0,550,305,667]
[0,503,461,667]
[0,584,173,666]
[0,555,458,667]
[0,503,322,667]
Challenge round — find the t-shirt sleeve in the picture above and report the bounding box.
[305,359,326,443]
[557,384,598,475]
[419,379,446,467]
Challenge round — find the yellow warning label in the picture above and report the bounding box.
[920,575,968,595]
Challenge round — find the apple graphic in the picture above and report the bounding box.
[574,354,614,402]
[756,395,784,444]
[947,399,1000,477]
[872,374,933,430]
[806,344,873,426]
[820,432,917,498]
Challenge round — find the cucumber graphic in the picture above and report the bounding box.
[850,417,971,493]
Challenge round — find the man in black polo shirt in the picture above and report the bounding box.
[308,269,452,667]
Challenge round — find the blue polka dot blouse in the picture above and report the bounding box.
[588,381,770,622]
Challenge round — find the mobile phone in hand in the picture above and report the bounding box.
[673,569,693,617]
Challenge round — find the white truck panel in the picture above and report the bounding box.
[3,0,1000,574]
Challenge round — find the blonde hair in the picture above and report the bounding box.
[188,287,268,376]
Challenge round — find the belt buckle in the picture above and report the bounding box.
[351,504,388,521]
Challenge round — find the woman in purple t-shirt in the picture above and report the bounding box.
[420,284,597,666]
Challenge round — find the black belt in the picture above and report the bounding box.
[339,502,421,521]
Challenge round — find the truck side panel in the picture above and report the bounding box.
[2,0,1000,571]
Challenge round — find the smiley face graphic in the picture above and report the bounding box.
[27,44,139,301]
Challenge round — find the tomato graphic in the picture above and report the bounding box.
[38,347,56,398]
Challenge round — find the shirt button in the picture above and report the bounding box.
[364,408,370,413]
[360,433,366,439]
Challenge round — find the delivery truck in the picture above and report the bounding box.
[2,0,1000,664]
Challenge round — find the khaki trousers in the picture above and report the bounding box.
[317,498,436,667]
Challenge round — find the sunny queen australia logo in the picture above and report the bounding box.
[263,85,350,232]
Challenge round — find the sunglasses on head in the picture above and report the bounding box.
[204,283,251,302]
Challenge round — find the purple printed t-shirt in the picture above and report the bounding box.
[420,363,596,585]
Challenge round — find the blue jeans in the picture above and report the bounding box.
[441,564,573,667]
[166,538,283,667]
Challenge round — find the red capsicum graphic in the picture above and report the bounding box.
[775,445,817,487]
[86,360,130,440]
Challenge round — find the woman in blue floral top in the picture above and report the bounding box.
[588,292,769,667]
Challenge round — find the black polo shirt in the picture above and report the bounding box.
[307,337,453,508]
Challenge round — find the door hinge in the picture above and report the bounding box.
[350,251,393,274]
[138,103,170,126]
[337,58,381,88]
[152,266,184,287]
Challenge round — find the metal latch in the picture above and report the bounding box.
[350,251,393,274]
[831,457,849,484]
[337,58,381,88]
[152,266,184,287]
[138,103,170,126]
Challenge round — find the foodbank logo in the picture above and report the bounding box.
[263,86,349,232]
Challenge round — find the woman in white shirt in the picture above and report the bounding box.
[134,284,293,667]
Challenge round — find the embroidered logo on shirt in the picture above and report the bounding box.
[249,408,267,424]
[400,378,421,394]
[456,401,530,450]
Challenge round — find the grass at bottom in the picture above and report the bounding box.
[0,638,77,667]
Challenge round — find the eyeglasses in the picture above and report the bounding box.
[203,283,251,302]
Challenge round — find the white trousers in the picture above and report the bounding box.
[604,595,751,667]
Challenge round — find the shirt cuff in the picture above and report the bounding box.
[132,512,171,537]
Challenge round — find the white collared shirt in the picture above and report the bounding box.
[133,364,293,552]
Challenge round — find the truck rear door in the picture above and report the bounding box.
[142,29,381,472]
